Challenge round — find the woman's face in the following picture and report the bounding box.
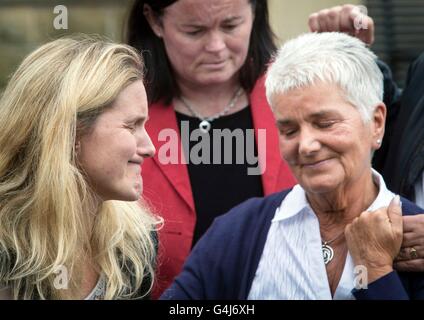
[77,80,155,202]
[150,0,254,88]
[273,82,386,195]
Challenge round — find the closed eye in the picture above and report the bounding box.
[184,28,204,36]
[222,24,238,32]
[279,128,298,138]
[315,121,336,129]
[124,124,136,133]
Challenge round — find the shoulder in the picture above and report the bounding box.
[410,53,424,72]
[400,196,424,215]
[205,190,291,240]
[404,53,424,88]
[250,74,266,100]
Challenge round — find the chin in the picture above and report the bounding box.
[198,72,233,85]
[301,178,341,194]
[117,192,141,202]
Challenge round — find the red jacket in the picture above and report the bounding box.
[142,76,296,298]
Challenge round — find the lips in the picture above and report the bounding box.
[205,60,225,64]
[128,160,142,165]
[202,60,226,68]
[301,158,332,168]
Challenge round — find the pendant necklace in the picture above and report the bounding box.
[179,87,243,134]
[322,231,344,265]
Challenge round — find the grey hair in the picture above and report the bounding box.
[265,32,383,123]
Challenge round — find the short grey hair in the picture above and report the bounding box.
[265,32,383,123]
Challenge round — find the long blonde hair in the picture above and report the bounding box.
[0,35,161,299]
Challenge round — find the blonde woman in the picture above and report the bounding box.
[0,35,161,299]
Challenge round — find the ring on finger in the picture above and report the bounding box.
[410,247,419,259]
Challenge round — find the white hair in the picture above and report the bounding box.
[265,32,383,122]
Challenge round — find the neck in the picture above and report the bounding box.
[173,78,248,117]
[307,169,378,235]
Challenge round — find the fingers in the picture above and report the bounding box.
[308,12,320,32]
[307,4,375,45]
[396,246,423,261]
[394,259,424,272]
[309,6,343,32]
[402,232,421,247]
[403,215,416,232]
[317,10,330,32]
[403,214,424,233]
[339,4,355,33]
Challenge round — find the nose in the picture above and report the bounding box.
[204,30,226,53]
[298,128,320,156]
[137,129,156,159]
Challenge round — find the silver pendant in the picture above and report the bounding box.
[322,243,334,265]
[199,120,211,133]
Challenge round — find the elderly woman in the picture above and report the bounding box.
[160,32,424,300]
[0,36,160,299]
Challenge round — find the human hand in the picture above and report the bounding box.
[394,214,424,272]
[308,4,375,45]
[345,196,403,283]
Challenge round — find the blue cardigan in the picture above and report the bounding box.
[161,190,424,300]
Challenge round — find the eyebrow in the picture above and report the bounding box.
[222,16,243,23]
[181,16,242,28]
[276,110,340,126]
[126,115,148,123]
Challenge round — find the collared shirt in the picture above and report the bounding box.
[248,169,396,300]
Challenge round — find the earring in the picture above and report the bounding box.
[376,139,382,145]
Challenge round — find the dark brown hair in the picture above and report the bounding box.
[125,0,277,105]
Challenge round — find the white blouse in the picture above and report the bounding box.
[248,170,396,300]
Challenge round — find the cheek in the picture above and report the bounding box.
[94,134,137,172]
[116,135,138,161]
[227,32,250,55]
[326,135,368,171]
[279,138,296,163]
[165,37,199,63]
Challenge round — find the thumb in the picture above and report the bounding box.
[388,195,403,234]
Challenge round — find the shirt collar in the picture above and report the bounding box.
[273,169,395,223]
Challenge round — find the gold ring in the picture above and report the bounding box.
[410,247,419,259]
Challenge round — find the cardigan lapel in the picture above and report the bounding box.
[146,102,195,212]
[249,76,283,195]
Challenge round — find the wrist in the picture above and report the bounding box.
[366,265,394,284]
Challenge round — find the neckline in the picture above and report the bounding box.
[84,275,105,300]
[175,104,250,121]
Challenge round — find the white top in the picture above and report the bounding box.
[248,169,396,300]
[414,172,424,208]
[0,275,105,300]
[84,275,106,300]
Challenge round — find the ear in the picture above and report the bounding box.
[370,102,386,150]
[75,140,81,153]
[143,4,164,38]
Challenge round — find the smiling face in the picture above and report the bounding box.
[273,82,386,195]
[77,80,155,201]
[148,0,254,88]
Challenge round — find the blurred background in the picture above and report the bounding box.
[1,0,424,89]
